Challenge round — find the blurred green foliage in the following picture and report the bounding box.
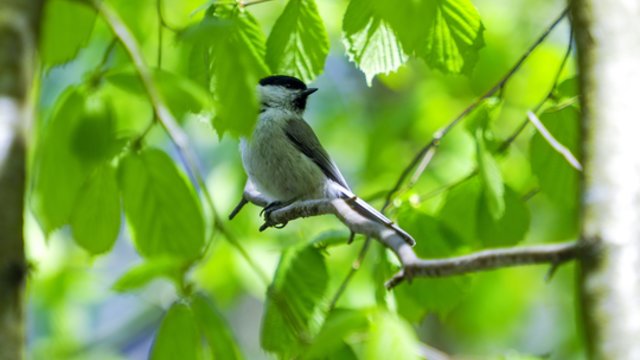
[27,0,582,359]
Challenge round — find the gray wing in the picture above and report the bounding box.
[285,118,415,246]
[284,118,350,190]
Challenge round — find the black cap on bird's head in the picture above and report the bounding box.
[259,75,318,111]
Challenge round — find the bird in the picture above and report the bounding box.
[236,75,415,246]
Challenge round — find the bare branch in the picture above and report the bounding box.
[242,192,583,287]
[386,241,583,288]
[527,111,582,170]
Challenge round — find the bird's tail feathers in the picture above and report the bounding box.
[336,187,416,247]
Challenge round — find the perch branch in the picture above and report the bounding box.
[242,191,584,287]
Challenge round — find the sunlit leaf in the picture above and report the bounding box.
[71,164,121,255]
[32,89,123,234]
[261,245,328,357]
[118,149,205,259]
[476,130,505,220]
[150,302,201,360]
[105,68,214,122]
[364,310,420,360]
[112,257,186,292]
[266,0,329,82]
[418,0,485,74]
[342,0,408,85]
[32,90,88,233]
[304,308,370,359]
[192,293,245,360]
[182,8,269,136]
[40,0,96,67]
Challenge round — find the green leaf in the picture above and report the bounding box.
[266,0,329,83]
[475,129,505,219]
[364,311,420,360]
[32,89,88,233]
[530,106,580,209]
[183,8,269,136]
[105,69,214,122]
[70,164,121,255]
[261,245,328,357]
[342,0,408,85]
[118,149,205,259]
[40,0,96,66]
[477,186,530,247]
[418,0,484,74]
[305,309,370,359]
[150,302,201,360]
[438,177,482,246]
[192,293,244,360]
[112,257,186,292]
[395,211,470,320]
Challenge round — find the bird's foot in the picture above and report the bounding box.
[259,201,290,231]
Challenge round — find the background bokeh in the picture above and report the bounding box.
[27,0,581,358]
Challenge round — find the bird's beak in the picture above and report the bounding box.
[301,88,318,97]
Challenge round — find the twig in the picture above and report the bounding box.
[240,0,277,7]
[526,111,582,170]
[241,191,583,287]
[385,241,583,288]
[384,7,570,208]
[327,237,371,311]
[93,0,268,285]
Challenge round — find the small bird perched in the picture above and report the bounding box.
[234,75,415,246]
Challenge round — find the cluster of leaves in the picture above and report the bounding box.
[32,0,580,358]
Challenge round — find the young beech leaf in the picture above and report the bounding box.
[70,164,121,255]
[304,308,370,358]
[182,8,269,136]
[118,149,205,260]
[40,0,96,67]
[192,293,244,360]
[33,89,123,235]
[476,129,505,220]
[150,303,201,360]
[418,0,485,74]
[261,245,328,357]
[477,186,530,247]
[266,0,329,83]
[365,311,420,360]
[112,257,186,293]
[342,0,408,86]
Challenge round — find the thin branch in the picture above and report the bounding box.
[93,0,268,285]
[385,241,583,288]
[526,111,582,170]
[241,192,583,287]
[240,0,277,7]
[327,237,371,311]
[384,7,570,208]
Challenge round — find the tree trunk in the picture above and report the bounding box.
[573,0,640,358]
[0,1,42,359]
